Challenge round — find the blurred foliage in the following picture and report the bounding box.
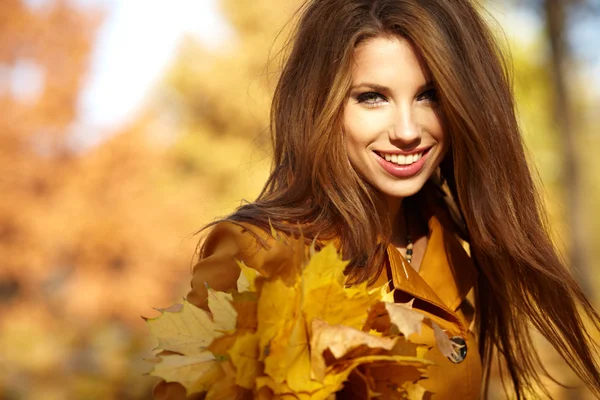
[0,0,597,399]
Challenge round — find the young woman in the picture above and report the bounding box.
[154,0,600,398]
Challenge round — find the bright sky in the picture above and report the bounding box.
[74,0,232,131]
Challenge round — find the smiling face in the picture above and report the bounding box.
[343,35,448,206]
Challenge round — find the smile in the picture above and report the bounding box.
[373,148,432,179]
[377,151,424,166]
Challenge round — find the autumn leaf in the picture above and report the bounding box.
[258,278,322,393]
[301,243,347,292]
[431,321,464,362]
[272,314,322,393]
[385,299,424,339]
[360,361,431,400]
[148,352,221,394]
[147,242,435,398]
[207,286,237,333]
[204,373,250,400]
[310,319,397,382]
[146,297,241,396]
[377,283,395,303]
[231,292,259,331]
[389,336,430,359]
[401,381,428,400]
[301,244,379,333]
[327,354,432,399]
[227,332,261,389]
[303,282,376,334]
[146,299,230,356]
[256,278,298,361]
[236,260,259,292]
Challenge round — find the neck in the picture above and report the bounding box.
[385,196,406,244]
[386,195,430,246]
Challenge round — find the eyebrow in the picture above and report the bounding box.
[350,80,435,93]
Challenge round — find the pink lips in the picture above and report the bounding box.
[374,149,431,178]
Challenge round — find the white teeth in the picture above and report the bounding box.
[379,151,423,165]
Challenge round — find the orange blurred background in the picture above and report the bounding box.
[0,0,598,398]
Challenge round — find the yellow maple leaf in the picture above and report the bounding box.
[204,373,250,400]
[376,281,395,303]
[146,298,234,356]
[259,279,322,393]
[148,352,221,393]
[385,299,425,339]
[401,381,428,400]
[303,283,375,334]
[256,278,298,361]
[227,332,260,389]
[207,287,237,333]
[256,369,348,400]
[145,296,240,396]
[302,243,347,292]
[236,260,258,293]
[301,244,379,334]
[274,314,322,393]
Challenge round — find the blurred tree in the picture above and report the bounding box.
[0,1,190,398]
[488,1,600,398]
[515,0,600,298]
[542,0,589,297]
[151,0,304,221]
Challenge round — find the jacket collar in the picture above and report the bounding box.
[385,215,477,316]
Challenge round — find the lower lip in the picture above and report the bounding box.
[374,149,431,178]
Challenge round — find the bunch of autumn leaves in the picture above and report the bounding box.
[146,232,457,399]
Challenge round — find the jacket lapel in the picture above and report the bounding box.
[386,215,477,324]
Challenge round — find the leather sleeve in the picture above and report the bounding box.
[152,221,272,400]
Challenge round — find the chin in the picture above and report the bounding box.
[376,176,431,200]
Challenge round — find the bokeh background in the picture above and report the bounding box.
[0,0,598,399]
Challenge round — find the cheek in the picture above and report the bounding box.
[343,107,387,147]
[342,119,366,169]
[418,109,446,145]
[423,110,446,142]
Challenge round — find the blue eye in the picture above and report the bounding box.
[356,92,387,105]
[417,88,438,103]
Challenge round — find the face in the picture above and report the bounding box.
[343,35,448,206]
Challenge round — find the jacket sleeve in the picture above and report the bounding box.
[152,221,273,400]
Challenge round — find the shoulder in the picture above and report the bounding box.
[186,220,306,309]
[200,220,276,261]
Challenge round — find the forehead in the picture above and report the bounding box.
[350,35,431,84]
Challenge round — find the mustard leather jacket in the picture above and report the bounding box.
[153,215,482,399]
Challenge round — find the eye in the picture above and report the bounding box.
[417,88,438,103]
[356,92,387,106]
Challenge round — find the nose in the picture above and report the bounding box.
[389,105,421,144]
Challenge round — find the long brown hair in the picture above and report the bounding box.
[200,0,600,397]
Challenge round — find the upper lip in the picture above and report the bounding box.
[374,147,432,156]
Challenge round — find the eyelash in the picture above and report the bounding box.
[356,92,386,105]
[417,89,438,102]
[355,88,439,106]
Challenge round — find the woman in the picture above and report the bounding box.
[153,0,600,398]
